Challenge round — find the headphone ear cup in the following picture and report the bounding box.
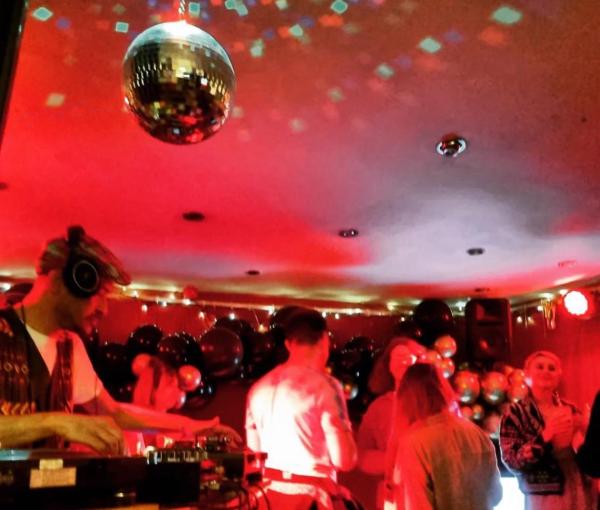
[62,257,100,298]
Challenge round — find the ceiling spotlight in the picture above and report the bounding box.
[436,134,467,157]
[557,259,576,268]
[339,228,359,238]
[182,211,205,222]
[467,247,485,256]
[246,269,261,276]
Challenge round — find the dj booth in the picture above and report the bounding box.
[0,440,268,509]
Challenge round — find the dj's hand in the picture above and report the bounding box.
[51,413,124,455]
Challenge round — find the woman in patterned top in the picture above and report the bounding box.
[499,350,597,510]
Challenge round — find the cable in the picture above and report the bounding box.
[252,483,271,510]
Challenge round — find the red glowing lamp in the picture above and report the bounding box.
[563,290,589,317]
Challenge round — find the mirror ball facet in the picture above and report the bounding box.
[123,21,235,144]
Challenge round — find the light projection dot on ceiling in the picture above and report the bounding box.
[46,93,66,107]
[56,17,71,30]
[300,16,315,28]
[250,40,264,57]
[289,118,307,132]
[444,29,464,43]
[479,26,507,47]
[262,28,275,40]
[289,24,304,37]
[275,0,288,10]
[394,55,412,69]
[343,23,360,34]
[491,5,522,25]
[189,2,201,17]
[327,87,345,102]
[113,3,126,15]
[114,21,129,33]
[232,106,244,118]
[32,7,53,21]
[330,0,349,15]
[418,37,442,53]
[375,63,394,79]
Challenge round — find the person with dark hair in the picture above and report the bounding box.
[0,226,240,453]
[499,351,596,509]
[389,363,502,510]
[576,389,600,477]
[245,307,358,509]
[357,337,425,509]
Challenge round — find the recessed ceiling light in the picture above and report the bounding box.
[436,135,467,157]
[338,228,359,238]
[557,259,576,268]
[182,211,205,222]
[0,182,8,191]
[246,269,260,276]
[467,247,485,256]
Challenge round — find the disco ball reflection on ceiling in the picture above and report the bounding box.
[122,21,236,145]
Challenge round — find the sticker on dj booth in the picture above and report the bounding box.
[29,459,76,488]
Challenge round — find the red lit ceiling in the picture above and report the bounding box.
[1,0,599,308]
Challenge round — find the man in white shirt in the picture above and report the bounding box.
[245,308,357,509]
[0,225,240,453]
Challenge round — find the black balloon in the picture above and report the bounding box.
[413,299,455,346]
[157,333,200,368]
[198,327,244,378]
[176,331,203,368]
[344,336,377,353]
[184,379,216,409]
[243,331,275,378]
[112,382,134,403]
[393,319,423,341]
[127,324,164,358]
[96,342,133,384]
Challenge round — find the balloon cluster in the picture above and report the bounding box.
[453,362,529,438]
[91,322,244,409]
[409,299,528,439]
[327,335,379,421]
[89,309,303,409]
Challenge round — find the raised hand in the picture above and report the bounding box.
[542,407,573,446]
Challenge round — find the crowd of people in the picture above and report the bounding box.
[0,226,598,510]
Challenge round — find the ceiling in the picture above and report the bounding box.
[1,0,599,310]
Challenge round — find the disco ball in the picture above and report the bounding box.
[123,21,236,144]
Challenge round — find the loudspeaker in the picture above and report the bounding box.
[62,226,101,298]
[465,298,512,362]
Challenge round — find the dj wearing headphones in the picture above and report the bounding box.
[0,226,241,454]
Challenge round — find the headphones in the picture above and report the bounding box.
[62,226,101,299]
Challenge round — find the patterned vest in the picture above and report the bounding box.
[0,308,73,427]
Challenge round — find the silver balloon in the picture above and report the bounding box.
[123,21,235,144]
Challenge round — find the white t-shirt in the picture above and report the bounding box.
[26,326,104,405]
[245,363,353,480]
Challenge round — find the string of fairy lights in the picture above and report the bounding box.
[1,278,599,327]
